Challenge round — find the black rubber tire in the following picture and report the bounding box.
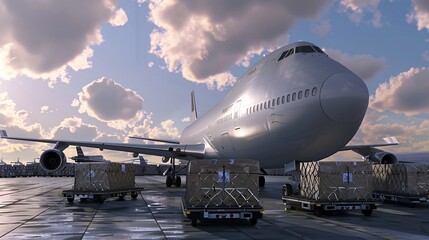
[191,217,197,227]
[67,197,74,203]
[361,209,373,216]
[409,202,417,208]
[80,198,87,203]
[175,176,181,187]
[282,184,293,197]
[166,176,173,187]
[118,196,125,201]
[314,208,323,217]
[259,176,265,187]
[249,217,258,226]
[131,193,138,199]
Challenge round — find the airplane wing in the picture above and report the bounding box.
[0,130,205,159]
[340,137,399,156]
[129,136,180,144]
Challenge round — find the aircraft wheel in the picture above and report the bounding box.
[175,176,181,187]
[259,176,265,187]
[166,176,173,187]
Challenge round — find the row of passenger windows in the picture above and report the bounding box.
[278,45,325,61]
[246,87,318,115]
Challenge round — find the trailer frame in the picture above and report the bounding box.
[283,195,379,217]
[182,197,264,226]
[62,187,144,203]
[373,192,429,208]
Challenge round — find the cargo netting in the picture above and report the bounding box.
[372,163,429,196]
[74,162,135,192]
[300,162,373,201]
[185,159,260,208]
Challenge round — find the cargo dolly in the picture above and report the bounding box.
[62,187,144,203]
[283,195,379,217]
[373,192,429,208]
[181,197,264,226]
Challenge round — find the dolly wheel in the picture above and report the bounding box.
[131,192,138,199]
[191,217,197,227]
[67,196,74,203]
[314,208,323,217]
[361,209,373,216]
[249,217,258,225]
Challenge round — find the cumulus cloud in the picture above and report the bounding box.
[0,0,127,86]
[74,77,144,130]
[148,62,154,68]
[408,0,429,31]
[182,117,191,123]
[339,0,382,27]
[370,67,429,116]
[40,106,50,114]
[130,113,180,142]
[325,49,385,80]
[145,0,332,90]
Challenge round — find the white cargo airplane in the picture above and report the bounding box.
[0,41,397,187]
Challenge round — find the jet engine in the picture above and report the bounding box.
[40,149,67,172]
[367,152,398,164]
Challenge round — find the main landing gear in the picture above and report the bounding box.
[163,157,186,187]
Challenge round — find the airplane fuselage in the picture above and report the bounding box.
[180,42,369,168]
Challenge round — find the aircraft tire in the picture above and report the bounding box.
[166,176,173,187]
[175,176,181,187]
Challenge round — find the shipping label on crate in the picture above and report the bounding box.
[218,171,230,183]
[343,172,352,183]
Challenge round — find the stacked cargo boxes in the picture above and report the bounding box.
[372,163,429,197]
[74,162,135,192]
[300,162,373,201]
[185,159,260,208]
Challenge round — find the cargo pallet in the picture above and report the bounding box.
[282,195,379,217]
[62,187,144,203]
[181,197,264,226]
[373,192,429,208]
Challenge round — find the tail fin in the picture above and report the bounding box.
[191,91,198,121]
[76,146,84,157]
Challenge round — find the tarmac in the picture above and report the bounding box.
[0,175,428,239]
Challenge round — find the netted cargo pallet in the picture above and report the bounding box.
[74,162,135,192]
[184,159,260,208]
[372,163,429,197]
[300,162,373,201]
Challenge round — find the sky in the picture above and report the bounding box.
[1,0,429,164]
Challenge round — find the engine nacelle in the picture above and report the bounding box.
[40,149,67,172]
[368,152,398,164]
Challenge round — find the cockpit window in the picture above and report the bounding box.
[295,46,315,53]
[312,46,326,54]
[278,50,289,61]
[278,48,295,62]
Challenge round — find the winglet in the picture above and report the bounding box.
[383,136,399,144]
[191,91,198,121]
[0,130,7,138]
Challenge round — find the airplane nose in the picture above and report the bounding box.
[320,72,369,123]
